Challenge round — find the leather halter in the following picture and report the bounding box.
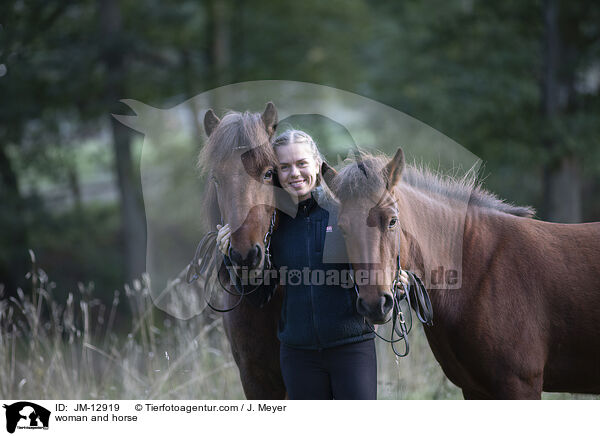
[349,232,433,357]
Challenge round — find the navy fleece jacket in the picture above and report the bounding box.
[230,188,374,350]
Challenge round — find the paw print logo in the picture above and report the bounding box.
[287,269,302,286]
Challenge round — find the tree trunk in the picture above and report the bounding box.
[0,141,29,294]
[543,156,582,223]
[231,0,245,83]
[67,165,83,214]
[99,0,146,281]
[541,0,582,223]
[181,50,204,145]
[205,0,231,109]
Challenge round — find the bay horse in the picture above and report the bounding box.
[324,148,600,399]
[198,103,285,399]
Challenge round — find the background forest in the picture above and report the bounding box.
[1,0,599,399]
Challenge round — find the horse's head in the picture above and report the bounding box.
[325,148,406,324]
[199,102,279,271]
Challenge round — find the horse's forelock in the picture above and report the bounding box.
[198,111,274,175]
[332,154,389,203]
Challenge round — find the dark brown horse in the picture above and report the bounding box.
[324,148,600,399]
[198,103,285,399]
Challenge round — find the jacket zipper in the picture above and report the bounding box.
[304,204,322,350]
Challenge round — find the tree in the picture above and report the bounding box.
[98,0,146,281]
[542,0,600,222]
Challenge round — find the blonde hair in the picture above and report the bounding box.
[272,129,326,186]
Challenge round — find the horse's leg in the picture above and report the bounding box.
[471,368,543,400]
[491,376,542,399]
[222,291,286,400]
[462,377,542,400]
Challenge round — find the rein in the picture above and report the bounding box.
[350,233,433,357]
[185,210,277,312]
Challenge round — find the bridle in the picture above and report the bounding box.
[349,228,433,357]
[185,209,277,312]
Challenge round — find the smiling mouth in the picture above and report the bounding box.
[289,179,306,188]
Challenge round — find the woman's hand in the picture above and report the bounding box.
[216,224,231,256]
[399,270,409,287]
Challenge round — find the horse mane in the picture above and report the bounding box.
[332,150,535,218]
[197,110,277,230]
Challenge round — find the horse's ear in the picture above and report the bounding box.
[321,161,337,189]
[262,102,278,137]
[384,148,405,189]
[204,109,220,137]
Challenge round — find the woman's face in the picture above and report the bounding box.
[275,141,320,201]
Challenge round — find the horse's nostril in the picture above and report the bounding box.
[380,294,394,315]
[249,244,262,269]
[229,248,243,266]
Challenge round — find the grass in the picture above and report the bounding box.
[0,252,596,400]
[0,251,242,400]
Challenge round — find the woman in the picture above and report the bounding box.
[217,130,406,399]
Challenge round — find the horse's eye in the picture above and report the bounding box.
[264,169,273,181]
[388,217,398,229]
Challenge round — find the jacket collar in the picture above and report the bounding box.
[298,191,318,216]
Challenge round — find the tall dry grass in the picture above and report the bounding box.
[0,251,594,399]
[0,251,242,399]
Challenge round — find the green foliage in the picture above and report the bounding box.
[2,1,599,291]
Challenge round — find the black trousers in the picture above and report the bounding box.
[280,339,377,400]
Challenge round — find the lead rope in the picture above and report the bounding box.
[350,233,433,357]
[185,210,277,312]
[349,260,411,357]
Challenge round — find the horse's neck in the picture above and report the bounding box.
[396,184,472,292]
[397,184,527,329]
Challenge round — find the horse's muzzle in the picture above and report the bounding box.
[229,244,262,270]
[356,294,394,324]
